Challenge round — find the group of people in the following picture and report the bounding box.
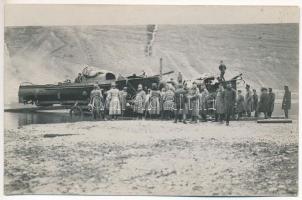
[234,85,276,120]
[88,79,292,125]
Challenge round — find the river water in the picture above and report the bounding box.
[4,110,94,129]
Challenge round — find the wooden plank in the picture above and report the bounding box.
[257,119,292,123]
[4,105,71,113]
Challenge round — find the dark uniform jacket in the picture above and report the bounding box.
[267,92,275,113]
[174,87,188,110]
[258,93,269,112]
[282,91,291,110]
[224,88,236,112]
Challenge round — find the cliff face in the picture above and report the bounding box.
[4,24,299,104]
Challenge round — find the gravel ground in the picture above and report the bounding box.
[4,120,298,196]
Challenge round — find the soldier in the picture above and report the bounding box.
[106,82,121,120]
[223,83,236,126]
[252,89,259,117]
[236,90,245,120]
[148,83,161,119]
[177,72,183,84]
[199,87,209,122]
[258,88,269,119]
[187,82,200,123]
[244,84,253,117]
[282,86,291,118]
[218,60,227,81]
[133,84,146,120]
[174,83,188,124]
[119,87,128,117]
[74,73,83,83]
[215,84,225,123]
[267,88,275,118]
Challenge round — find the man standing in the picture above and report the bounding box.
[177,72,183,84]
[74,73,83,83]
[267,88,275,118]
[174,84,188,124]
[215,84,225,123]
[236,90,245,120]
[244,84,253,117]
[282,86,291,118]
[258,88,269,119]
[252,89,259,117]
[219,60,227,81]
[199,87,209,122]
[223,83,236,126]
[187,82,200,123]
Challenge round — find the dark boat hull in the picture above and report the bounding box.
[18,76,160,106]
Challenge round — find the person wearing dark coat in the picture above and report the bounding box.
[174,84,188,124]
[223,83,236,126]
[236,90,245,120]
[244,84,253,117]
[282,86,291,118]
[257,88,269,119]
[215,84,225,123]
[218,60,227,82]
[267,88,275,118]
[252,89,259,117]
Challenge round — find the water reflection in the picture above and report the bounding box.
[4,111,93,129]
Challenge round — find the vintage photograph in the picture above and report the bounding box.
[3,5,299,196]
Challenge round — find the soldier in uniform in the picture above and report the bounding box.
[218,60,227,81]
[133,84,146,120]
[223,83,236,126]
[177,72,183,84]
[187,82,200,123]
[199,87,209,122]
[258,88,269,119]
[174,83,188,124]
[215,84,225,123]
[282,86,291,119]
[236,90,245,120]
[267,88,275,118]
[244,84,253,117]
[74,73,83,83]
[252,89,259,117]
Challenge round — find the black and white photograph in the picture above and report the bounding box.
[3,4,300,197]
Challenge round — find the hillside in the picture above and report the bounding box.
[4,24,299,104]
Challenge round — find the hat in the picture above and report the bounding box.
[261,87,267,92]
[151,83,157,90]
[123,87,127,91]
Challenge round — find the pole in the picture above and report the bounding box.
[160,57,163,80]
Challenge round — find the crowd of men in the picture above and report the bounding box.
[88,76,292,125]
